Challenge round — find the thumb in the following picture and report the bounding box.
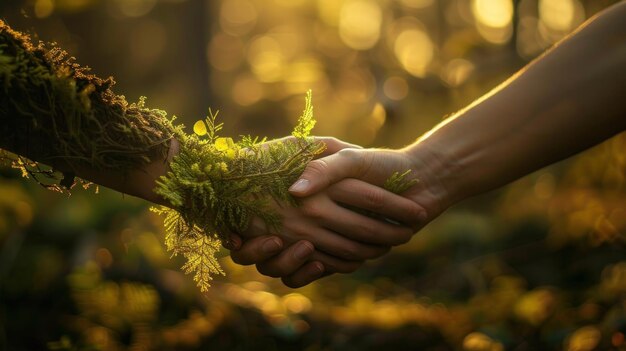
[316,137,362,158]
[289,148,365,197]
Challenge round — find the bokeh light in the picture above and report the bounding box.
[339,0,383,50]
[1,0,624,349]
[220,0,258,36]
[383,76,409,101]
[394,25,434,78]
[472,0,514,44]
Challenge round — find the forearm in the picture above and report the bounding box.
[71,139,179,206]
[0,20,177,206]
[408,2,626,206]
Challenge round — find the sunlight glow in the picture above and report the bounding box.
[471,0,513,28]
[34,0,54,18]
[441,58,474,87]
[232,74,263,106]
[383,76,409,101]
[394,28,434,78]
[339,0,383,50]
[113,0,156,18]
[220,0,258,36]
[539,0,583,32]
[398,0,434,9]
[247,36,285,82]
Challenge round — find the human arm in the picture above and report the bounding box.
[0,19,424,289]
[290,2,626,234]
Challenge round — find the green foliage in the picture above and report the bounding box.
[0,20,175,189]
[152,91,326,291]
[0,22,419,292]
[384,170,419,194]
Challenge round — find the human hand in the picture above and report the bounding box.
[225,137,426,287]
[288,143,453,238]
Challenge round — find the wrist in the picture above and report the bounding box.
[400,137,464,218]
[138,137,180,206]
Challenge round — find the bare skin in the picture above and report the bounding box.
[242,1,626,286]
[1,133,422,287]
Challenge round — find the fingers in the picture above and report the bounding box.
[314,203,415,246]
[310,250,369,274]
[328,178,427,230]
[289,148,366,197]
[316,136,362,157]
[255,240,318,277]
[230,235,283,265]
[281,261,327,288]
[281,249,369,289]
[222,233,242,250]
[290,200,393,260]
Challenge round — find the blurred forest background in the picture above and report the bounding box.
[0,0,625,350]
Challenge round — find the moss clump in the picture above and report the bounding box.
[0,21,417,292]
[152,92,325,291]
[0,20,327,291]
[0,20,175,189]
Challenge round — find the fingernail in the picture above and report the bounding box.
[294,241,314,260]
[262,238,282,254]
[289,179,310,193]
[312,262,325,275]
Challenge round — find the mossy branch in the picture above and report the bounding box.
[0,22,418,292]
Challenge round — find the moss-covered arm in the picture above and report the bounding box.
[0,21,424,291]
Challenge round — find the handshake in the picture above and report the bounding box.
[222,136,446,288]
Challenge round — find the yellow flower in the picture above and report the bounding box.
[214,137,235,151]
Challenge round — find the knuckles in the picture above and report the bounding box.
[256,264,283,278]
[300,201,325,220]
[362,188,386,210]
[302,159,330,178]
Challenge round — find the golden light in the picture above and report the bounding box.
[220,0,258,36]
[441,58,474,87]
[471,0,513,28]
[394,28,434,78]
[566,326,602,351]
[247,36,285,82]
[282,293,313,314]
[370,103,386,129]
[283,58,327,95]
[208,33,245,72]
[55,0,97,12]
[339,0,383,50]
[383,76,409,101]
[539,0,576,32]
[472,0,514,44]
[232,74,263,106]
[275,0,307,7]
[398,0,434,9]
[34,0,54,18]
[317,0,342,26]
[336,68,376,103]
[113,0,157,18]
[463,332,504,351]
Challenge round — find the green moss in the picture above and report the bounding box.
[152,91,325,291]
[0,20,175,189]
[0,21,418,292]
